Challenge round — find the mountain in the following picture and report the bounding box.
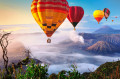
[87,60,120,79]
[80,32,120,54]
[98,35,120,46]
[87,41,119,53]
[94,26,120,34]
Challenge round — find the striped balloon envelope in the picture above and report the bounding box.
[93,10,104,24]
[31,0,69,43]
[103,8,110,21]
[67,6,84,30]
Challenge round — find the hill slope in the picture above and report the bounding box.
[87,41,119,53]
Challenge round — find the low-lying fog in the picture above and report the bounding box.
[12,30,120,74]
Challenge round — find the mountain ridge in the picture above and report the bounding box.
[86,41,119,53]
[94,26,120,34]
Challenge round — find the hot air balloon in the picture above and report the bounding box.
[31,0,69,43]
[67,6,84,30]
[115,16,118,18]
[93,10,104,24]
[112,20,114,22]
[103,8,110,21]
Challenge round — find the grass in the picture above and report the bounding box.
[0,58,120,79]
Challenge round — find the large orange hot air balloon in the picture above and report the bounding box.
[67,6,84,30]
[31,0,69,43]
[93,10,104,24]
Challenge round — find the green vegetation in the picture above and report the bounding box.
[87,61,120,79]
[0,58,120,79]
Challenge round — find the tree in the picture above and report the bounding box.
[0,32,11,74]
[24,49,31,59]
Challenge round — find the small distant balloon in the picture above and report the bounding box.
[93,10,104,24]
[103,8,110,21]
[67,6,84,30]
[115,16,118,18]
[112,20,114,22]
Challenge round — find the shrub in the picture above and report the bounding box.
[17,59,49,79]
[49,73,58,79]
[58,70,68,79]
[67,64,81,79]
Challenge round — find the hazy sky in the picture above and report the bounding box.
[0,0,120,33]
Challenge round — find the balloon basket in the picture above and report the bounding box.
[47,38,51,43]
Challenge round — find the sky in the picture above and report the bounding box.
[0,0,120,33]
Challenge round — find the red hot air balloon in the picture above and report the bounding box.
[115,16,118,18]
[103,8,110,21]
[67,6,84,30]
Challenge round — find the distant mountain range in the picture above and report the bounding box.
[94,26,120,34]
[79,26,120,54]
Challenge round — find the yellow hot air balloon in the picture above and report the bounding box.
[93,10,104,24]
[31,0,69,43]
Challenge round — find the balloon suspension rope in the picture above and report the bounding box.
[106,19,107,21]
[74,27,76,31]
[47,38,51,43]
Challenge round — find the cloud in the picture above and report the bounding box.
[1,13,120,34]
[69,31,84,43]
[0,24,42,34]
[111,16,120,18]
[59,19,73,30]
[81,21,88,23]
[48,63,98,74]
[1,27,30,32]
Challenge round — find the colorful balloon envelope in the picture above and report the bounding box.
[67,6,84,30]
[93,10,104,24]
[31,0,69,43]
[103,8,110,21]
[115,16,117,18]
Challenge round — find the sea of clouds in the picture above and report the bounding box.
[15,30,120,74]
